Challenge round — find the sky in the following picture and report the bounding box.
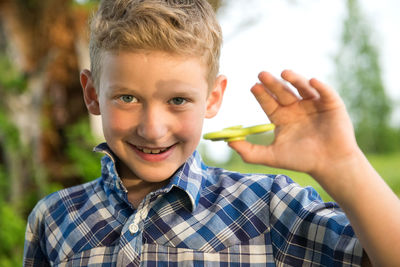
[201,0,400,162]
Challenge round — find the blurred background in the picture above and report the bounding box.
[0,0,399,265]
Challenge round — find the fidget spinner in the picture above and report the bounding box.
[203,123,275,142]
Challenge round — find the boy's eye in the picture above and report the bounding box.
[169,97,187,105]
[119,95,138,103]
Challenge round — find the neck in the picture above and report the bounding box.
[122,177,169,209]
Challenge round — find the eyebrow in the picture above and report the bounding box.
[156,80,203,96]
[105,81,204,99]
[106,85,139,95]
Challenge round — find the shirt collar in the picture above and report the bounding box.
[94,143,208,212]
[94,143,128,199]
[166,149,208,211]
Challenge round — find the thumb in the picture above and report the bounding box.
[228,140,276,166]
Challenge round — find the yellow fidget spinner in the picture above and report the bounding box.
[203,123,275,142]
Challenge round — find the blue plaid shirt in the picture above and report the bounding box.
[24,143,363,266]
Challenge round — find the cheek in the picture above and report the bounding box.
[101,107,135,136]
[175,108,205,140]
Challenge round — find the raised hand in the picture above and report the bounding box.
[228,70,360,178]
[229,70,400,267]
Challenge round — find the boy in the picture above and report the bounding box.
[24,0,400,266]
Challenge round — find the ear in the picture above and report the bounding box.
[80,69,100,115]
[205,75,227,119]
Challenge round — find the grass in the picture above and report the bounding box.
[205,152,400,202]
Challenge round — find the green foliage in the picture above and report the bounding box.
[365,153,400,197]
[0,54,27,94]
[0,52,27,265]
[66,119,103,182]
[0,167,25,266]
[0,53,25,152]
[0,202,25,266]
[334,0,398,153]
[0,166,7,204]
[0,110,21,151]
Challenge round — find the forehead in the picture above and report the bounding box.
[98,51,210,94]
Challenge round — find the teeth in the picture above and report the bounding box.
[142,148,152,154]
[141,147,168,154]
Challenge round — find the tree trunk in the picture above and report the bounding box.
[0,0,90,207]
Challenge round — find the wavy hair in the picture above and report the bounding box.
[89,0,222,89]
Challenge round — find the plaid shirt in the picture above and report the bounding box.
[24,143,363,266]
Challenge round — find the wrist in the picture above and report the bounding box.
[311,150,400,267]
[309,148,371,203]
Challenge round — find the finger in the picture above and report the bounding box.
[251,83,280,117]
[258,71,299,106]
[281,70,319,100]
[309,78,342,104]
[228,140,276,166]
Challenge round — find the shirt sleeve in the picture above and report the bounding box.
[23,200,51,267]
[269,175,363,266]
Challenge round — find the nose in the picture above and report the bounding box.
[136,106,168,141]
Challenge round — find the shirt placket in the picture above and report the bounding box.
[116,194,159,267]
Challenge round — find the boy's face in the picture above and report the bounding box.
[81,51,226,184]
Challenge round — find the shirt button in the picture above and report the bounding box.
[129,223,139,234]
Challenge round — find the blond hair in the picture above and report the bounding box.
[89,0,222,89]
